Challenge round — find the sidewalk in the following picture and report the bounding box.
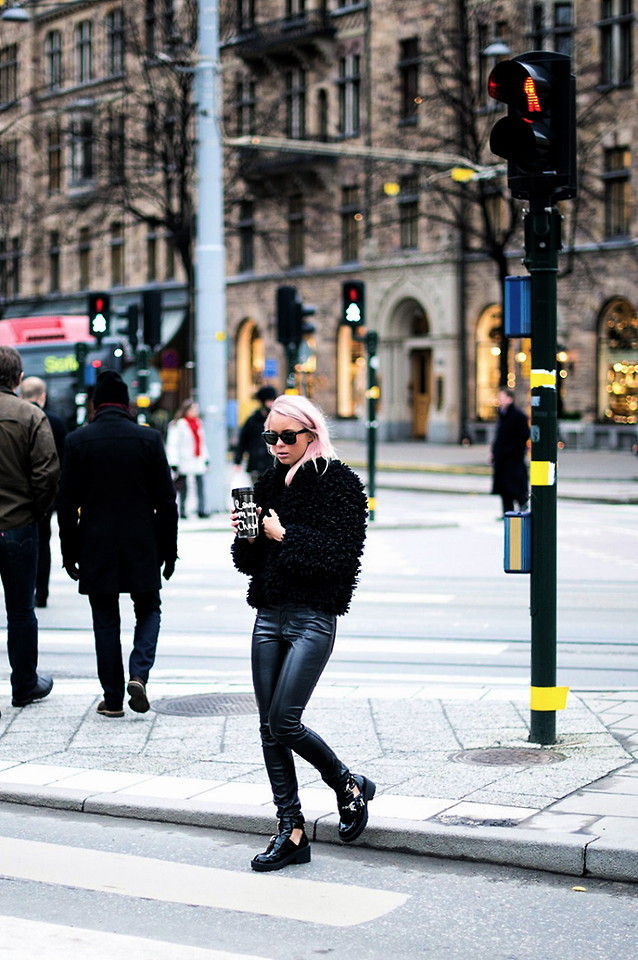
[0,444,636,884]
[0,674,636,883]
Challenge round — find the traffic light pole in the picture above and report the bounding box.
[525,196,562,745]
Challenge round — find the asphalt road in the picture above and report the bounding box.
[24,490,638,692]
[1,802,637,960]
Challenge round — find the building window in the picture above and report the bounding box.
[286,0,306,18]
[599,0,633,88]
[0,44,18,107]
[603,147,631,238]
[147,221,158,282]
[552,3,574,56]
[398,38,420,125]
[106,8,124,76]
[288,194,304,268]
[399,175,419,250]
[47,125,62,193]
[238,200,255,273]
[0,139,18,202]
[237,0,255,31]
[0,237,21,299]
[341,186,361,263]
[338,55,361,137]
[76,21,93,84]
[44,30,63,91]
[163,0,176,44]
[145,103,158,170]
[49,231,60,293]
[69,118,95,185]
[107,113,125,184]
[530,3,545,47]
[599,297,638,422]
[286,68,306,139]
[145,0,157,57]
[79,227,91,289]
[317,88,329,140]
[110,221,124,286]
[235,78,256,136]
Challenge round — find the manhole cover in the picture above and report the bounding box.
[449,747,565,766]
[152,693,259,717]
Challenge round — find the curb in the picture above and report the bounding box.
[2,785,635,885]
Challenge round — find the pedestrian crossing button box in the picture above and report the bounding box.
[504,510,531,573]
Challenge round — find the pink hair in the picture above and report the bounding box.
[265,395,335,484]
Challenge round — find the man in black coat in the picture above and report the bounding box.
[491,386,530,517]
[233,386,277,484]
[58,370,178,717]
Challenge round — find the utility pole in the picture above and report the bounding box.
[194,0,227,513]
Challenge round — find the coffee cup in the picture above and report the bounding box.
[232,487,259,538]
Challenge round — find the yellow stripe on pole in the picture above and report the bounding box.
[530,460,555,486]
[368,497,376,512]
[530,686,570,711]
[530,369,556,389]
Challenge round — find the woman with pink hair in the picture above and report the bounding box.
[231,394,372,872]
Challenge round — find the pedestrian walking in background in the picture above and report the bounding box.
[233,386,277,484]
[231,394,372,872]
[166,399,210,519]
[491,386,530,517]
[58,370,178,718]
[20,376,67,608]
[0,347,59,714]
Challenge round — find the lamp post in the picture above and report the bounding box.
[193,0,227,514]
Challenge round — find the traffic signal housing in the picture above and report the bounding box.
[276,286,316,345]
[88,292,111,342]
[143,290,162,348]
[116,303,140,351]
[487,51,576,201]
[342,280,365,329]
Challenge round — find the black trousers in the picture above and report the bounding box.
[251,605,349,826]
[88,590,161,709]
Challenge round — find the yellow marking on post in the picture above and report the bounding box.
[530,686,570,711]
[368,497,377,512]
[530,460,555,486]
[530,369,556,389]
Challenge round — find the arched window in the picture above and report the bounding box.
[598,297,638,423]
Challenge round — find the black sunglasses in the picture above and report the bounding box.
[262,428,309,445]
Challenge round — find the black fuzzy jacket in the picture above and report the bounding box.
[231,458,367,616]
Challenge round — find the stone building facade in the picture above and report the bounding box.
[1,0,637,445]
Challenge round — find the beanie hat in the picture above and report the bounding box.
[93,370,129,408]
[255,385,277,404]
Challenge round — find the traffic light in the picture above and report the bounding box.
[276,286,316,345]
[487,51,576,201]
[88,292,111,342]
[116,303,139,351]
[142,289,162,348]
[342,280,365,328]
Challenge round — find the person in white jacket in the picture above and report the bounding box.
[166,400,210,518]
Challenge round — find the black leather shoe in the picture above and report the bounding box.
[12,674,54,708]
[251,829,311,872]
[337,773,376,843]
[127,677,150,713]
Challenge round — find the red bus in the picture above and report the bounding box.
[0,315,126,426]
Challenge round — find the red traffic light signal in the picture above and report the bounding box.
[342,280,365,327]
[488,51,576,201]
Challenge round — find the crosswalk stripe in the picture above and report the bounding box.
[1,915,269,960]
[0,916,266,960]
[0,838,408,928]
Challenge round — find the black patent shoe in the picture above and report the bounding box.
[251,829,311,872]
[337,773,376,843]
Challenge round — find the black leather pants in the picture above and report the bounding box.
[251,605,349,825]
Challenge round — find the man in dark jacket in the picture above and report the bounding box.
[58,370,178,717]
[233,386,277,484]
[20,376,67,608]
[491,386,530,516]
[0,347,59,714]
